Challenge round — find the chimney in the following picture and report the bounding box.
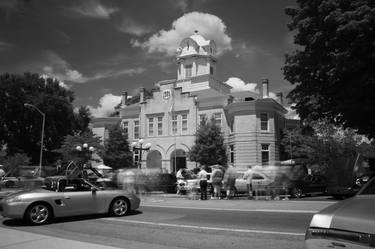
[262,78,269,99]
[140,87,145,103]
[121,91,127,107]
[276,92,283,105]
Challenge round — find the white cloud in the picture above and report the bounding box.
[117,17,151,36]
[40,74,71,89]
[225,77,258,93]
[132,12,232,56]
[41,51,145,83]
[285,106,300,120]
[70,0,118,19]
[89,94,121,117]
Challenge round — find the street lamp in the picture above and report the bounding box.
[24,103,45,176]
[131,139,151,169]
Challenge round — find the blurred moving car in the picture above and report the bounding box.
[146,172,177,193]
[0,166,44,189]
[234,171,273,194]
[327,173,375,199]
[305,176,375,249]
[0,175,140,225]
[289,175,327,198]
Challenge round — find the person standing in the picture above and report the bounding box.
[198,166,208,200]
[243,165,254,199]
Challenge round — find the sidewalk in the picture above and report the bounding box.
[0,227,122,249]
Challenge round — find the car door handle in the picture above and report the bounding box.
[64,196,71,199]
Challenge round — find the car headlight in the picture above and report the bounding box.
[5,196,23,203]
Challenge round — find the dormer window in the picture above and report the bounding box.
[185,64,192,78]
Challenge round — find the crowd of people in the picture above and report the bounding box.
[177,164,255,201]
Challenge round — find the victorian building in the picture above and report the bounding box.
[93,32,297,172]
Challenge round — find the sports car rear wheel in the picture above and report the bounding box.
[25,203,52,225]
[110,197,129,216]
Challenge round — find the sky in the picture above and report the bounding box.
[0,0,298,117]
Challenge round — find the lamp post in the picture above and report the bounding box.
[131,139,151,169]
[75,143,95,167]
[24,103,45,176]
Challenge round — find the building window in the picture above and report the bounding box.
[185,64,192,78]
[261,144,270,165]
[260,113,269,131]
[121,121,128,139]
[171,114,178,135]
[134,120,139,139]
[213,113,222,128]
[148,117,154,137]
[210,66,214,75]
[181,113,188,134]
[157,116,163,136]
[199,114,207,125]
[230,145,234,164]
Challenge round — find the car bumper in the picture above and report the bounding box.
[129,195,141,210]
[0,201,29,219]
[306,238,372,249]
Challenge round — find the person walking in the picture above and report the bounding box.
[197,166,208,200]
[223,164,236,199]
[243,165,254,199]
[211,166,224,199]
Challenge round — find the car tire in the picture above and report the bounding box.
[291,187,303,198]
[5,180,15,188]
[25,202,52,225]
[109,197,129,217]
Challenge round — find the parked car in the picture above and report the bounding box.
[0,175,140,225]
[327,173,375,199]
[305,176,375,249]
[289,175,327,198]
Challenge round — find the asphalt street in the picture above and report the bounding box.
[0,195,336,249]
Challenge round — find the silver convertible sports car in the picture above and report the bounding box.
[305,176,375,249]
[0,176,140,225]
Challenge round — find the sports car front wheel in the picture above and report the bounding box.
[25,203,52,225]
[109,197,129,217]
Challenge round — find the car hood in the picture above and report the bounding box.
[313,196,375,234]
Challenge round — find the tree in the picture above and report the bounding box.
[281,119,362,176]
[284,0,375,138]
[101,124,133,169]
[189,117,228,166]
[0,73,76,164]
[74,106,92,134]
[54,131,103,167]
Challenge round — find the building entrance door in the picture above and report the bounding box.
[170,149,186,173]
[146,150,162,169]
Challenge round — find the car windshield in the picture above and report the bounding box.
[358,178,375,195]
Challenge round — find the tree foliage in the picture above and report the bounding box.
[284,0,375,138]
[100,124,133,169]
[281,119,363,175]
[73,106,92,134]
[189,117,228,166]
[0,73,76,165]
[53,131,103,167]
